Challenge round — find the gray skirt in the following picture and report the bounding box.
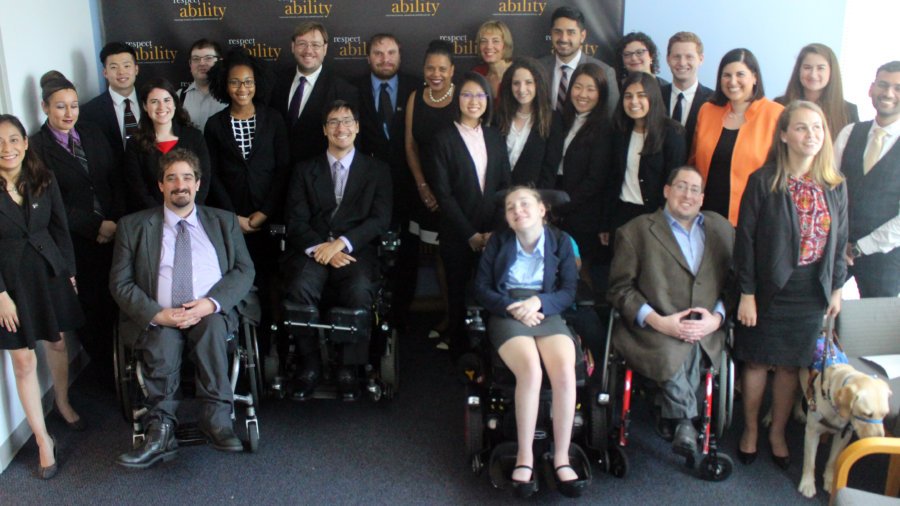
[488,313,574,350]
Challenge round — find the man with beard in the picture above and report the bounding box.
[110,148,254,468]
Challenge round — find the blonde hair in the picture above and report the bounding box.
[476,20,513,62]
[769,100,843,192]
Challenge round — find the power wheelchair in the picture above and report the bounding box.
[267,225,400,402]
[114,290,264,452]
[592,309,736,481]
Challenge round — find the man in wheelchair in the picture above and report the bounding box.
[607,166,733,457]
[281,100,392,401]
[109,149,255,468]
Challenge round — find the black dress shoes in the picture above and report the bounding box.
[201,424,243,452]
[55,410,87,432]
[737,449,757,465]
[117,421,178,469]
[38,435,58,480]
[292,368,319,401]
[672,420,698,457]
[510,465,538,498]
[337,367,359,402]
[654,411,674,442]
[771,453,790,470]
[554,465,586,498]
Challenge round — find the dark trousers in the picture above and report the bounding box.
[439,243,479,362]
[852,253,900,298]
[72,236,117,385]
[284,253,377,364]
[136,311,236,428]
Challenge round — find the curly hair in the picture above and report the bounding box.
[208,47,271,105]
[615,32,660,82]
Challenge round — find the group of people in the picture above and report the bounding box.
[1,5,897,498]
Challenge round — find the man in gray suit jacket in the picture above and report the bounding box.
[110,148,254,469]
[608,166,733,457]
[537,6,619,115]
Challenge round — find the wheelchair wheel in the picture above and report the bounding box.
[247,420,260,453]
[380,328,399,398]
[715,349,734,439]
[608,444,628,478]
[243,322,261,405]
[465,399,484,473]
[588,385,607,454]
[113,326,136,423]
[699,453,733,482]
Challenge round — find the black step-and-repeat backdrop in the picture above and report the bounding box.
[99,0,623,88]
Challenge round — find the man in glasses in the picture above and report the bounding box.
[270,22,357,164]
[282,100,391,401]
[177,39,227,131]
[608,166,733,457]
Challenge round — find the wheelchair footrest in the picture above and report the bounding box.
[327,308,371,343]
[282,303,320,328]
[173,424,210,447]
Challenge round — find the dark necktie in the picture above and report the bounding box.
[171,220,193,308]
[378,82,394,137]
[69,133,104,215]
[123,98,139,142]
[288,76,307,126]
[556,65,569,113]
[672,92,685,123]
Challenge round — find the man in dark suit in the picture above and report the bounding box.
[661,32,713,155]
[608,166,733,456]
[356,33,418,330]
[537,6,618,115]
[282,100,392,400]
[110,148,254,468]
[270,22,357,164]
[80,42,140,156]
[835,61,900,297]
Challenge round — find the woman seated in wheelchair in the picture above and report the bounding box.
[474,186,582,497]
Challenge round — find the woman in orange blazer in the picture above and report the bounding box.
[691,48,783,225]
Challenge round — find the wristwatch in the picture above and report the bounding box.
[850,243,863,259]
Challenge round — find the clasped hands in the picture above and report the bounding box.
[238,211,268,234]
[507,295,544,327]
[468,232,492,252]
[647,307,721,343]
[153,298,216,329]
[312,239,356,268]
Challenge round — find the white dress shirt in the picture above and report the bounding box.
[109,88,140,146]
[669,80,699,126]
[620,131,645,204]
[551,49,583,110]
[506,118,532,170]
[288,65,323,118]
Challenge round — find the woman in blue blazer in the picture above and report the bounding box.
[474,187,583,498]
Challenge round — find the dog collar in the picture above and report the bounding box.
[852,414,884,424]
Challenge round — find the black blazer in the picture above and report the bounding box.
[0,175,76,294]
[735,164,848,316]
[123,123,211,212]
[282,152,392,271]
[504,114,563,187]
[30,122,125,240]
[269,65,358,164]
[430,124,511,248]
[204,106,291,220]
[474,225,578,318]
[607,120,686,229]
[80,90,125,156]
[661,82,713,155]
[356,72,417,169]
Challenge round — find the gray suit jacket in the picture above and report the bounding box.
[537,52,619,116]
[110,205,255,344]
[607,209,734,382]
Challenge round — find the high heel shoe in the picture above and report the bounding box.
[55,410,86,432]
[510,465,538,498]
[737,449,757,465]
[771,453,790,470]
[38,436,58,480]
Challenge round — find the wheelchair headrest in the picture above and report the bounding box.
[493,188,571,209]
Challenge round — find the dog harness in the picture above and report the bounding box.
[818,370,885,438]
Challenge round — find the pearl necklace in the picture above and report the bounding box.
[427,83,454,103]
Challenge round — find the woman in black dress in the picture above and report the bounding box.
[205,48,290,343]
[430,71,511,362]
[493,57,561,187]
[123,77,211,212]
[0,114,84,479]
[734,101,847,467]
[30,71,124,389]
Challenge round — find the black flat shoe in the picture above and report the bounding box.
[554,465,585,498]
[771,454,790,470]
[737,449,757,465]
[38,436,58,480]
[510,465,538,498]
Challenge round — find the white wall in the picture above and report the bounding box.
[0,0,99,473]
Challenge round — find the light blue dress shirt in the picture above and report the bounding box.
[504,229,546,291]
[371,74,399,139]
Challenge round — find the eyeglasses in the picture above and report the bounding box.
[326,117,356,128]
[190,55,219,64]
[460,92,488,100]
[670,181,702,196]
[227,79,256,88]
[622,48,648,59]
[294,41,325,51]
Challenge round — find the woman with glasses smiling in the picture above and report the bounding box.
[614,32,669,91]
[205,48,290,344]
[430,71,511,364]
[123,77,211,211]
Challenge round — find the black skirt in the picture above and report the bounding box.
[734,263,826,367]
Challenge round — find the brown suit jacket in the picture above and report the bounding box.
[607,209,734,382]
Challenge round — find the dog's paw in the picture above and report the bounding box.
[798,477,817,498]
[823,471,834,493]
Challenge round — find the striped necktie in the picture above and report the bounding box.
[123,98,139,142]
[556,65,570,113]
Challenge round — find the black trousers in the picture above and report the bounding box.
[439,243,479,362]
[852,252,900,297]
[135,311,237,428]
[72,236,117,385]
